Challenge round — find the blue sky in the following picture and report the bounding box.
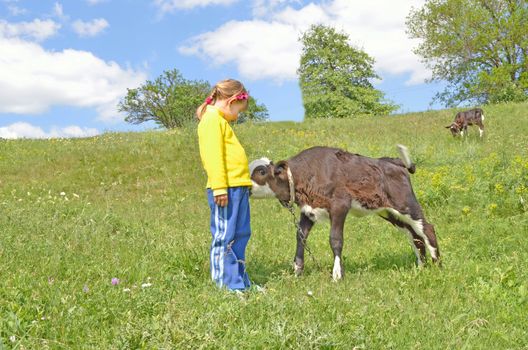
[0,0,445,138]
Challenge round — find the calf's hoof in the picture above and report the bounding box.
[332,256,343,281]
[293,261,304,277]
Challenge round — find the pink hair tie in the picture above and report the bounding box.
[205,96,213,105]
[235,92,249,100]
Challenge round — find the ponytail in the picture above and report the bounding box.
[195,102,208,121]
[196,87,218,120]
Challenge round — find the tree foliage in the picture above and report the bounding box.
[119,69,268,129]
[236,97,269,124]
[407,0,528,106]
[119,70,209,129]
[297,25,397,119]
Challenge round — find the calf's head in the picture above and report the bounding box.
[445,122,461,136]
[249,158,291,201]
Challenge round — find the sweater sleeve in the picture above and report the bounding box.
[199,116,228,191]
[212,188,227,196]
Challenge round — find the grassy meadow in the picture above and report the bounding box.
[1,103,527,349]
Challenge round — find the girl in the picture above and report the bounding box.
[196,79,253,291]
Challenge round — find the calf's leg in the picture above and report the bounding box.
[294,213,314,276]
[383,215,426,266]
[401,226,426,266]
[385,210,440,265]
[408,218,440,265]
[422,222,440,264]
[329,208,347,281]
[477,120,484,138]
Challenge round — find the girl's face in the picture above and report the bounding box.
[222,98,248,122]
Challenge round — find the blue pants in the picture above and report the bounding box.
[207,187,251,290]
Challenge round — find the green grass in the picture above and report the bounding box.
[1,102,527,349]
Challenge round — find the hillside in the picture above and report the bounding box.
[1,103,527,348]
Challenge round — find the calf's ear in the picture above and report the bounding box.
[273,161,289,181]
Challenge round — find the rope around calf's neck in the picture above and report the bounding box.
[280,167,321,270]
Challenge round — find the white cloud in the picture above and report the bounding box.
[51,125,100,138]
[53,2,66,19]
[179,0,430,85]
[0,122,99,139]
[153,0,238,12]
[252,0,301,17]
[0,33,146,122]
[86,0,106,4]
[72,18,109,37]
[0,19,61,41]
[180,20,301,82]
[7,4,27,16]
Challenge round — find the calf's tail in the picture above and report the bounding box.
[397,144,416,174]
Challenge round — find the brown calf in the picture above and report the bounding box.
[249,145,440,280]
[446,108,485,137]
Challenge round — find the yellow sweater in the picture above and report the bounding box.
[198,106,252,196]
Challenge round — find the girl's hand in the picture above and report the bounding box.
[214,194,228,207]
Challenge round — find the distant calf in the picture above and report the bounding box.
[446,108,485,137]
[249,145,440,281]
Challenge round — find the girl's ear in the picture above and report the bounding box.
[226,95,238,105]
[228,97,248,110]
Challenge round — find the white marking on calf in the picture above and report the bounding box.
[332,256,342,281]
[249,157,276,198]
[301,204,329,222]
[481,113,485,121]
[249,157,271,174]
[479,128,484,137]
[348,200,438,261]
[387,209,438,261]
[286,167,295,204]
[250,182,276,198]
[349,200,379,217]
[397,227,424,266]
[397,144,412,169]
[460,130,465,137]
[293,261,303,276]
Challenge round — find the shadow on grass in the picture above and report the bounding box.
[344,251,417,273]
[249,259,293,285]
[249,251,417,285]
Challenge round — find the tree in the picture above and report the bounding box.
[407,0,528,106]
[236,97,269,124]
[119,69,268,129]
[297,25,397,119]
[119,69,209,129]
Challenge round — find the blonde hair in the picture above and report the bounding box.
[196,79,247,120]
